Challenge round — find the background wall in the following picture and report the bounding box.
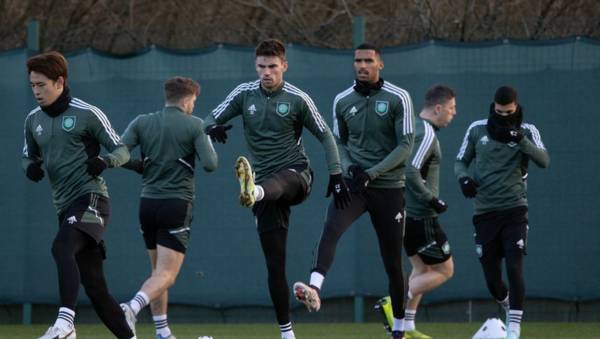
[1,38,599,321]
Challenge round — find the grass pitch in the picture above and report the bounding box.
[1,322,599,338]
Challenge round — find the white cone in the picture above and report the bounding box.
[472,318,507,339]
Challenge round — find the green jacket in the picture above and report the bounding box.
[205,80,341,182]
[121,106,218,201]
[332,81,415,188]
[22,97,129,214]
[455,119,550,214]
[406,118,442,217]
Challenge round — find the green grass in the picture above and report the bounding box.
[1,322,599,338]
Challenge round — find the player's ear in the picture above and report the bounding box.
[56,76,65,88]
[282,59,289,73]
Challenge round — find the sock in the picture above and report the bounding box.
[404,309,416,331]
[309,271,325,291]
[254,185,264,201]
[153,314,172,337]
[54,307,75,330]
[497,293,510,322]
[392,317,405,331]
[279,322,294,338]
[508,310,523,333]
[130,291,150,315]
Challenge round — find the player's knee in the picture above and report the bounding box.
[153,270,178,287]
[441,259,454,280]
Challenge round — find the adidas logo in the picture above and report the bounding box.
[394,211,403,223]
[35,124,43,136]
[516,239,525,249]
[481,135,489,145]
[248,104,256,115]
[349,106,358,116]
[67,216,77,224]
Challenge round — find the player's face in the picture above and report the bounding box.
[494,102,518,116]
[354,49,383,84]
[256,56,288,91]
[436,97,457,128]
[29,71,64,107]
[182,95,197,115]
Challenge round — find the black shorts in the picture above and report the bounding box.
[139,198,193,254]
[252,164,312,234]
[404,216,452,265]
[58,193,110,243]
[472,206,528,259]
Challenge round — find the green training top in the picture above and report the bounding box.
[406,118,442,218]
[455,119,550,215]
[332,81,415,188]
[121,106,218,201]
[205,80,341,182]
[22,97,130,214]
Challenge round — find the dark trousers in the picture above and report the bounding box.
[313,187,406,318]
[52,226,133,338]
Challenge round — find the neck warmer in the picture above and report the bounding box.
[41,86,72,117]
[486,103,523,142]
[354,77,384,96]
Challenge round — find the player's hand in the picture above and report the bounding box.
[458,176,478,198]
[124,159,144,174]
[429,197,448,214]
[326,173,351,209]
[206,124,233,143]
[506,128,524,143]
[26,161,44,182]
[348,165,370,194]
[86,156,109,177]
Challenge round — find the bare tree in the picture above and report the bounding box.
[1,0,599,54]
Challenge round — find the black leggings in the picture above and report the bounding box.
[313,188,406,318]
[474,208,527,311]
[259,228,290,325]
[51,227,133,338]
[480,247,525,310]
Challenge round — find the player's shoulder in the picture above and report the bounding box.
[465,119,488,136]
[131,109,160,125]
[68,97,107,117]
[25,106,41,121]
[188,114,205,126]
[232,80,261,94]
[333,84,356,105]
[381,80,412,102]
[282,81,316,102]
[521,122,541,132]
[468,118,488,129]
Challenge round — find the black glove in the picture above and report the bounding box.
[348,165,370,194]
[123,159,144,174]
[429,197,448,214]
[86,156,109,177]
[506,128,524,143]
[458,176,478,198]
[326,173,351,209]
[206,124,233,143]
[26,161,44,182]
[491,126,524,143]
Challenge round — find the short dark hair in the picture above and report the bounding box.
[26,51,68,81]
[164,76,200,103]
[494,86,517,105]
[424,85,455,108]
[255,39,286,60]
[355,42,381,57]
